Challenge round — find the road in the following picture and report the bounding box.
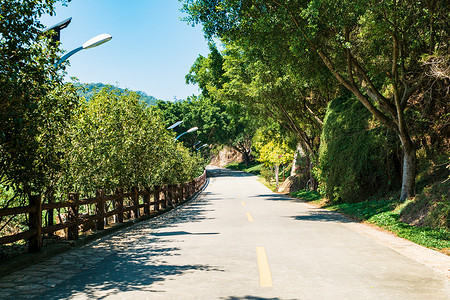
[1,166,450,299]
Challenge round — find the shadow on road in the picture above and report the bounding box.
[31,182,224,300]
[38,243,223,299]
[223,297,296,300]
[207,167,254,178]
[288,210,352,223]
[151,231,219,237]
[255,193,352,224]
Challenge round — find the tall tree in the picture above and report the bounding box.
[182,0,449,200]
[184,44,261,164]
[0,0,73,202]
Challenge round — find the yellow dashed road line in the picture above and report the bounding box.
[246,212,254,222]
[256,247,273,287]
[241,201,246,206]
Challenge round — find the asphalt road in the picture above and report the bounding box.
[3,166,450,299]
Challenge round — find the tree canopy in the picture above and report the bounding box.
[181,0,450,200]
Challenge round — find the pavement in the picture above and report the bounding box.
[0,166,449,299]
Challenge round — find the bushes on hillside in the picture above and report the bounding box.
[316,94,401,202]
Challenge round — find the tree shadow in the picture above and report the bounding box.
[151,231,219,237]
[222,297,295,300]
[37,242,224,300]
[253,194,353,224]
[254,194,296,202]
[288,209,352,223]
[27,185,224,299]
[207,167,254,178]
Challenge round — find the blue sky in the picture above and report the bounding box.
[40,0,209,101]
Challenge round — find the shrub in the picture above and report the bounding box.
[316,94,401,202]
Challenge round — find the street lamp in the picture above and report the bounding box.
[45,17,72,46]
[167,121,183,130]
[56,33,112,66]
[196,143,208,151]
[175,127,198,140]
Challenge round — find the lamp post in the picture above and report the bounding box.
[56,33,112,66]
[167,121,183,130]
[45,17,72,46]
[43,18,72,234]
[196,143,208,151]
[175,127,198,140]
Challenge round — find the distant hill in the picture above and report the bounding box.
[74,82,159,106]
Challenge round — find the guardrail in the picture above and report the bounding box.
[0,171,207,253]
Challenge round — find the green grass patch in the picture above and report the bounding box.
[368,212,450,250]
[226,161,263,175]
[291,190,450,252]
[256,176,277,191]
[291,190,322,204]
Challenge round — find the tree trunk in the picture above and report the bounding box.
[242,150,252,166]
[275,165,279,187]
[290,142,304,176]
[399,136,416,201]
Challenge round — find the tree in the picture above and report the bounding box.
[61,86,204,196]
[218,42,333,187]
[181,0,449,200]
[253,126,295,186]
[0,0,74,204]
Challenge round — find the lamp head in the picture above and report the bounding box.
[167,121,183,129]
[82,33,112,49]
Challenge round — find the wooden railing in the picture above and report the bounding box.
[0,171,207,253]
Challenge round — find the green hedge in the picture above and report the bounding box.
[316,94,400,202]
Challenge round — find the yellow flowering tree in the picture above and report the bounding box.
[256,140,294,187]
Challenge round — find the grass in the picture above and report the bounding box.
[256,176,277,191]
[225,161,264,175]
[292,190,450,253]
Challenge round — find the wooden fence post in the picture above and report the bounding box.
[96,190,105,230]
[168,185,174,207]
[132,186,139,219]
[46,187,54,236]
[163,186,168,209]
[175,184,180,204]
[178,183,184,202]
[116,188,124,223]
[67,193,79,240]
[153,186,160,212]
[190,181,194,197]
[28,195,42,253]
[143,188,150,215]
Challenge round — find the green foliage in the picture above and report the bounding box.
[225,161,263,175]
[74,82,158,106]
[400,178,450,231]
[0,0,74,201]
[368,212,450,250]
[182,0,450,199]
[260,167,274,183]
[156,95,258,164]
[291,190,322,202]
[325,199,450,250]
[317,94,400,202]
[60,87,205,196]
[290,189,450,250]
[255,140,293,167]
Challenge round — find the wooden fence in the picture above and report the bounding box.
[0,171,207,253]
